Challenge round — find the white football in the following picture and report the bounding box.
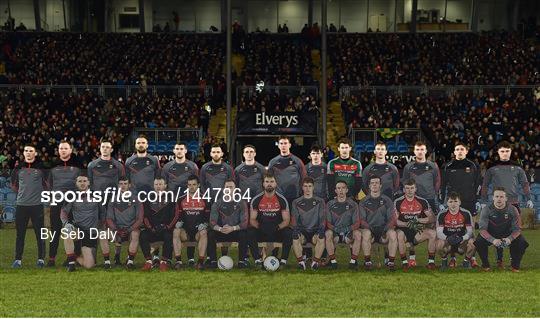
[263,256,280,271]
[218,256,234,270]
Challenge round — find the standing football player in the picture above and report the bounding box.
[327,138,362,199]
[11,145,48,269]
[200,144,235,201]
[125,135,161,193]
[362,141,400,200]
[306,145,328,201]
[267,136,306,207]
[47,140,81,267]
[161,142,199,194]
[87,139,125,267]
[235,144,266,201]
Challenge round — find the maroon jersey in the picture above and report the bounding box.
[394,195,431,223]
[178,194,210,230]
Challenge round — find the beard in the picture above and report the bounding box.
[136,147,146,153]
[265,186,275,193]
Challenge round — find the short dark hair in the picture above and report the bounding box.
[310,145,322,153]
[335,180,348,188]
[154,177,166,182]
[23,144,37,151]
[368,176,381,184]
[118,176,129,183]
[497,141,512,150]
[404,178,416,186]
[187,175,200,184]
[493,186,506,193]
[175,142,187,148]
[263,172,276,180]
[58,140,73,148]
[243,144,256,152]
[100,139,113,146]
[375,141,386,148]
[414,141,427,147]
[448,192,461,200]
[136,134,148,141]
[454,141,468,150]
[224,179,236,186]
[302,177,315,185]
[338,138,351,147]
[211,144,222,150]
[278,135,290,143]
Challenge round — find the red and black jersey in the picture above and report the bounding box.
[394,195,430,223]
[250,192,289,228]
[177,194,210,230]
[143,201,179,231]
[436,209,472,237]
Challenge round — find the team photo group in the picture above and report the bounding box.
[10,135,532,273]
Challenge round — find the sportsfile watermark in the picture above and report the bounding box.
[41,187,251,206]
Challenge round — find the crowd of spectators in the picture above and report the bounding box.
[342,89,540,170]
[237,90,318,113]
[0,89,211,168]
[329,31,538,86]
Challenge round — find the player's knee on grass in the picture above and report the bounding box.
[436,239,446,252]
[196,229,207,241]
[178,229,188,242]
[360,229,372,242]
[325,230,334,241]
[81,247,96,269]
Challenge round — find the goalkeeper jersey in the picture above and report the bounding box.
[327,157,362,198]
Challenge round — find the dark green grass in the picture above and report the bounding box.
[0,228,539,317]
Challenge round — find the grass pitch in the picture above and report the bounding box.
[0,228,539,317]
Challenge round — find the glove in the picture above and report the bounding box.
[526,200,534,209]
[292,229,300,240]
[439,204,446,212]
[338,232,345,242]
[175,221,184,229]
[480,203,487,211]
[63,222,75,233]
[447,234,463,246]
[407,219,424,233]
[196,223,208,232]
[499,238,511,248]
[317,227,325,239]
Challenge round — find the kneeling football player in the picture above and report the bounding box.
[359,176,398,270]
[395,179,437,270]
[106,177,144,269]
[140,178,179,271]
[61,175,104,271]
[325,181,362,269]
[291,177,326,270]
[436,192,476,269]
[174,175,210,269]
[208,180,257,268]
[247,173,293,267]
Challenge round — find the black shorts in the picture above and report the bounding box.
[372,229,385,243]
[253,227,291,243]
[146,230,173,243]
[75,229,98,249]
[300,231,317,242]
[184,227,198,241]
[397,227,417,245]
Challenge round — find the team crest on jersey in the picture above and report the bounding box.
[289,160,293,165]
[425,166,429,170]
[185,167,188,171]
[313,201,317,205]
[220,167,224,171]
[146,160,150,165]
[109,164,113,169]
[380,200,384,205]
[346,205,349,210]
[254,168,257,172]
[504,213,509,219]
[465,167,471,173]
[511,166,515,170]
